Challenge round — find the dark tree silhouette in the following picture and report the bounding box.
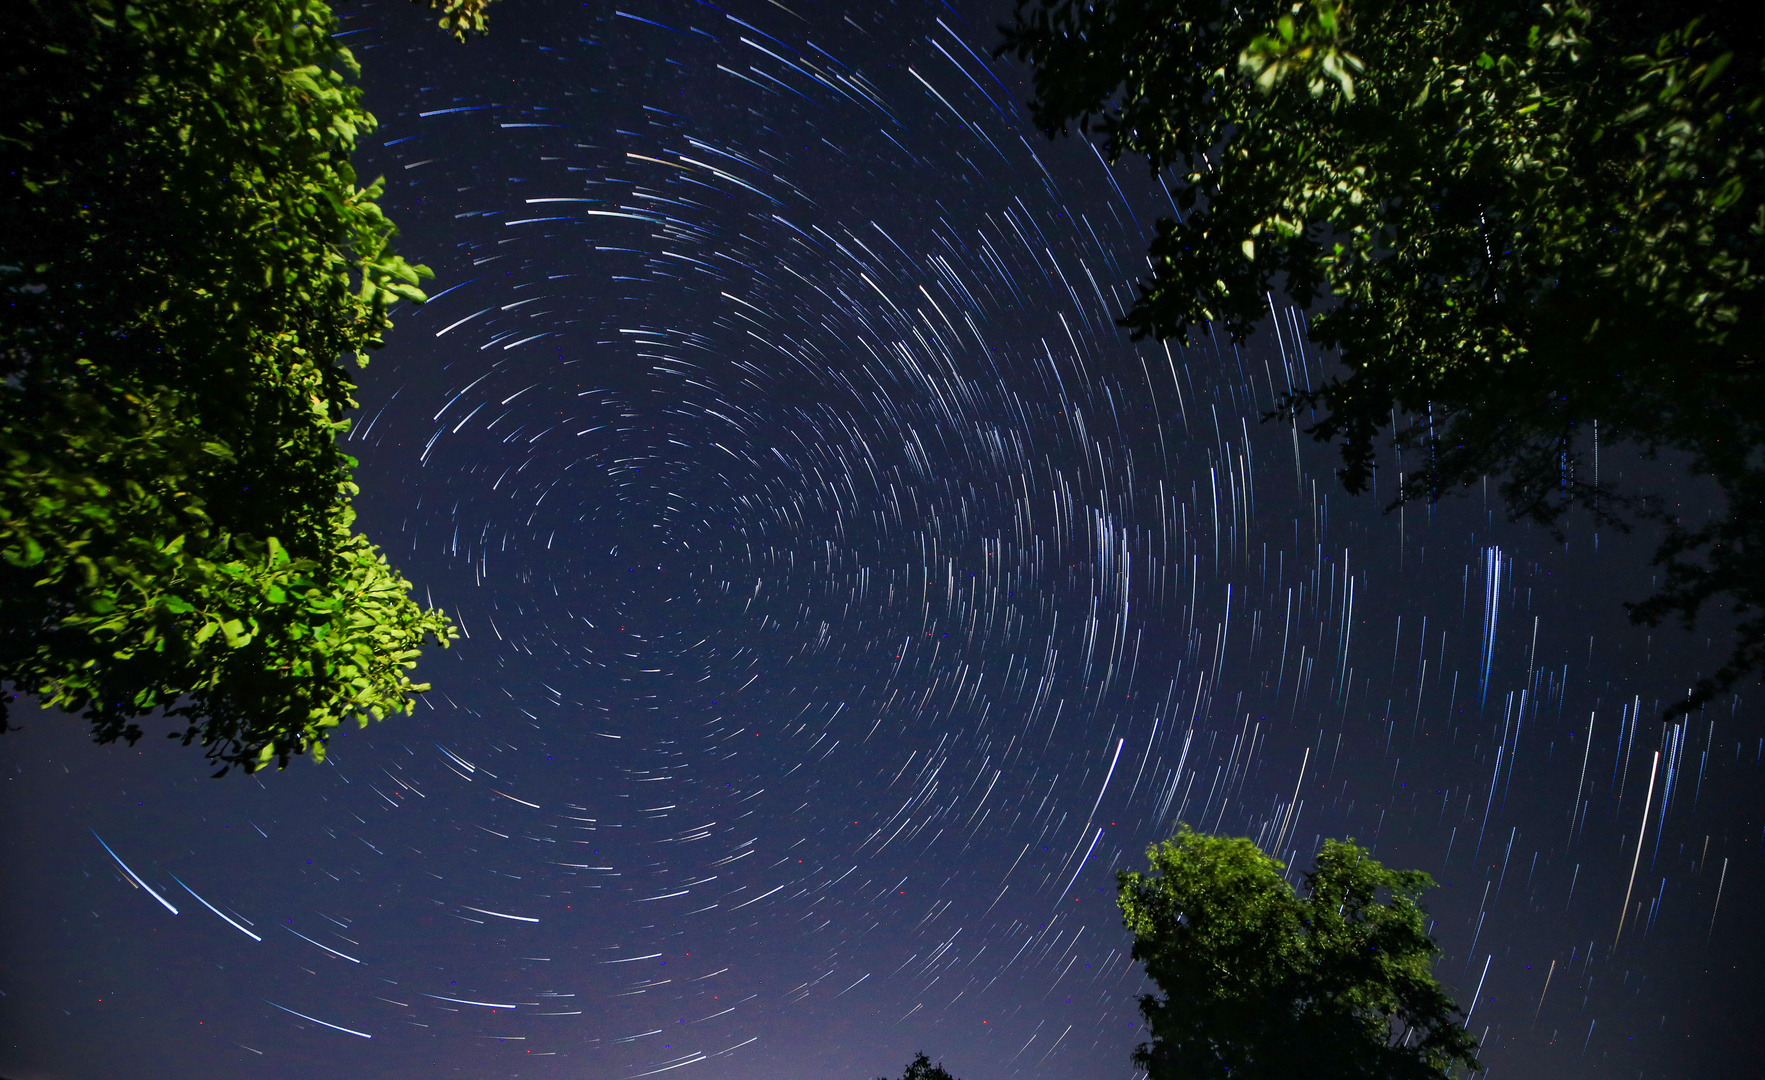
[877,1051,961,1080]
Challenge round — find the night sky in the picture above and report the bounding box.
[3,1,1761,1077]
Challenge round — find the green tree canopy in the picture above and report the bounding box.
[0,0,477,774]
[1117,827,1480,1080]
[1001,1,1765,715]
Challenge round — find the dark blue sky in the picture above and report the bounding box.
[3,1,1760,1077]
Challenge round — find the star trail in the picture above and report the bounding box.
[2,1,1760,1078]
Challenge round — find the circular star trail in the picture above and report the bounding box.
[2,1,1759,1078]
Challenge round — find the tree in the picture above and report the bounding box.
[1002,1,1765,715]
[0,0,495,773]
[1117,827,1480,1080]
[876,1052,960,1080]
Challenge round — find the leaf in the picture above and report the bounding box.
[4,538,45,568]
[1711,174,1745,212]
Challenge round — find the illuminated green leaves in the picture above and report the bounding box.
[2,0,456,774]
[420,0,496,43]
[1118,827,1480,1080]
[1240,1,1363,101]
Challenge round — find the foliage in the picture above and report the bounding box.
[418,0,498,42]
[1117,827,1481,1080]
[1,0,458,774]
[1001,1,1765,715]
[876,1052,960,1080]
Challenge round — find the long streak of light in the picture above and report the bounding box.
[90,830,179,915]
[1614,751,1661,951]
